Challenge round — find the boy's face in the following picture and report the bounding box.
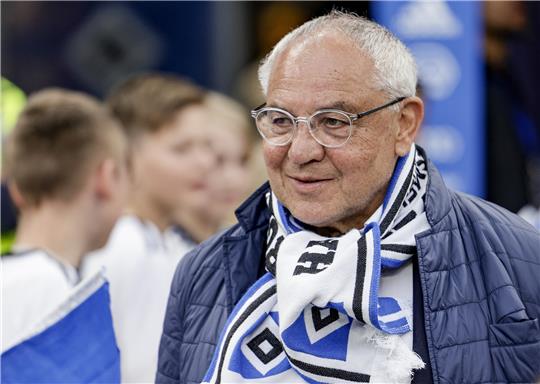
[205,119,251,223]
[131,105,216,228]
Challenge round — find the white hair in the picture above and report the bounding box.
[258,11,417,102]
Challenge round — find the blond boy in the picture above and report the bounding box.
[2,88,128,351]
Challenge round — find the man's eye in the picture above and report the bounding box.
[272,117,293,127]
[322,117,347,128]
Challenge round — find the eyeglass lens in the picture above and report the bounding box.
[255,109,352,147]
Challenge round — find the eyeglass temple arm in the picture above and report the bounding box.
[353,97,406,120]
[250,103,267,117]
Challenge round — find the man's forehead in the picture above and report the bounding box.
[266,67,377,113]
[267,32,376,100]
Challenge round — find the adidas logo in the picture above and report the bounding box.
[393,1,462,38]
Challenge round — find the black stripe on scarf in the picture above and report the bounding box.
[352,235,367,324]
[382,211,417,240]
[352,155,415,326]
[380,244,417,254]
[216,285,277,384]
[287,354,370,382]
[379,159,416,235]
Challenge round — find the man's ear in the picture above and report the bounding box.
[395,96,424,156]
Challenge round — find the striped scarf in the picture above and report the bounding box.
[204,145,430,383]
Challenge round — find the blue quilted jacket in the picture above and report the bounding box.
[157,155,540,384]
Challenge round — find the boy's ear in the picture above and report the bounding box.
[7,181,26,209]
[94,159,117,200]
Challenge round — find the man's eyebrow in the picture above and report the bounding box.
[265,101,359,113]
[323,101,357,111]
[264,102,284,109]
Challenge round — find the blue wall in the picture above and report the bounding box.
[372,1,485,196]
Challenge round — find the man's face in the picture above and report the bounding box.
[263,31,413,234]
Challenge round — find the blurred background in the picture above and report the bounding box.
[2,1,540,224]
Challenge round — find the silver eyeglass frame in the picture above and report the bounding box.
[250,96,407,148]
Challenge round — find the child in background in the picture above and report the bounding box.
[187,92,256,233]
[83,73,216,383]
[2,88,128,352]
[169,91,260,245]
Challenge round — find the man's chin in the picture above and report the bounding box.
[288,206,335,228]
[298,218,347,237]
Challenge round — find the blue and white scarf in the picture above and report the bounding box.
[204,145,430,383]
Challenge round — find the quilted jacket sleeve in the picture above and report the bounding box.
[461,195,540,382]
[511,225,540,320]
[156,248,198,384]
[493,221,540,381]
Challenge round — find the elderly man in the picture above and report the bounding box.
[157,11,540,384]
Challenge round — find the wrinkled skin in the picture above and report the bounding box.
[263,30,424,235]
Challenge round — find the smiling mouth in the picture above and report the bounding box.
[288,176,332,193]
[292,177,330,183]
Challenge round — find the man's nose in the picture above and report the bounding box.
[288,120,325,165]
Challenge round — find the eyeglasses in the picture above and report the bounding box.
[250,96,406,148]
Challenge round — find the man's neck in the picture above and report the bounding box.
[307,194,385,237]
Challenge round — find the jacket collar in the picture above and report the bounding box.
[222,183,271,306]
[417,146,453,230]
[234,181,272,234]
